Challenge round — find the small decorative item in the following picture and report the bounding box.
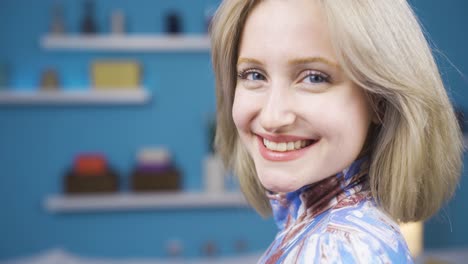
[203,154,225,193]
[0,63,9,89]
[165,11,182,34]
[201,240,218,257]
[64,153,119,194]
[40,68,60,91]
[131,147,181,192]
[203,116,228,193]
[234,239,248,254]
[110,9,125,34]
[165,239,183,258]
[91,60,140,89]
[50,0,65,35]
[80,0,97,34]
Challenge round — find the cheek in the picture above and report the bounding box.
[342,89,372,132]
[305,87,372,143]
[326,89,372,148]
[326,103,371,131]
[232,89,259,131]
[231,91,244,130]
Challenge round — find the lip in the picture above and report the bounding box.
[257,133,317,142]
[257,135,318,162]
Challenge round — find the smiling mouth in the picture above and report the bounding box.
[262,138,317,152]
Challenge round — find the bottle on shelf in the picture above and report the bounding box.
[203,115,228,193]
[110,9,125,34]
[165,11,182,34]
[203,154,226,193]
[81,0,97,34]
[50,0,65,35]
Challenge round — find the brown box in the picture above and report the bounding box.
[131,168,181,192]
[64,170,119,194]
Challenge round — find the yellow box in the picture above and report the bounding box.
[92,61,140,89]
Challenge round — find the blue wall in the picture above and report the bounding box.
[0,0,276,260]
[0,0,466,260]
[410,0,468,249]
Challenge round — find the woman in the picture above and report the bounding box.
[210,0,463,263]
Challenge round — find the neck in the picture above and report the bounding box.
[267,157,370,230]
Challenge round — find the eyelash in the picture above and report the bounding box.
[237,68,265,81]
[301,70,331,84]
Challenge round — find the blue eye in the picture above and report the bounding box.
[303,71,329,84]
[249,72,266,81]
[238,69,266,81]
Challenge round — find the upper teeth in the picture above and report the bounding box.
[263,138,310,152]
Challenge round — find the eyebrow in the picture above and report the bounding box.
[237,57,262,66]
[288,57,339,68]
[237,57,339,68]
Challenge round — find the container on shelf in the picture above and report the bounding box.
[64,153,119,194]
[131,147,182,192]
[92,60,141,89]
[203,154,227,193]
[40,68,61,91]
[111,9,126,34]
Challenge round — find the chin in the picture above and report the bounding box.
[257,173,303,193]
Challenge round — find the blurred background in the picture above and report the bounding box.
[0,0,466,263]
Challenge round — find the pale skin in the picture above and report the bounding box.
[232,0,376,192]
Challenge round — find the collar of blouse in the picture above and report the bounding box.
[266,156,370,231]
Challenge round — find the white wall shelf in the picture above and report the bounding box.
[0,89,150,105]
[41,34,211,52]
[45,192,248,213]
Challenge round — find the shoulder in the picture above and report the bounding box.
[323,198,413,263]
[295,198,413,263]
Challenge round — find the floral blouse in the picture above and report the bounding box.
[258,158,413,264]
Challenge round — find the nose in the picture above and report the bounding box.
[259,86,296,133]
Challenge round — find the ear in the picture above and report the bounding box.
[371,111,381,124]
[371,98,385,125]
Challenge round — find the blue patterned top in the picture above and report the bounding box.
[258,158,413,264]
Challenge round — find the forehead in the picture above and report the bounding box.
[239,0,336,62]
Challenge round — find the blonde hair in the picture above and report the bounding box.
[210,0,463,222]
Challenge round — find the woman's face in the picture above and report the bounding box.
[232,0,374,193]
